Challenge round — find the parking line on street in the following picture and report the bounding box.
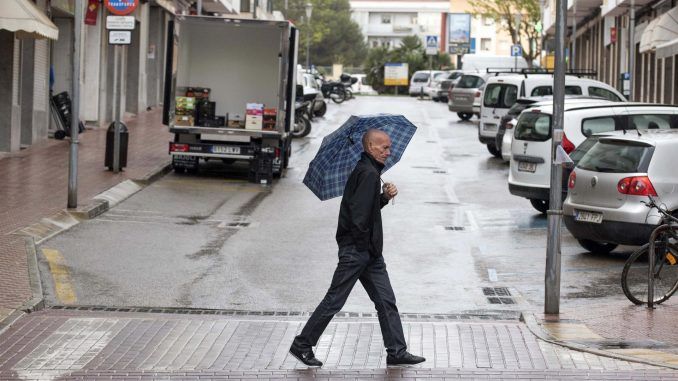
[41,248,77,305]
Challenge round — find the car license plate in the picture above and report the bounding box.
[483,123,497,132]
[575,210,603,224]
[212,146,240,155]
[517,161,536,172]
[455,96,468,102]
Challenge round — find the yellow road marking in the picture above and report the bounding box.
[42,248,77,304]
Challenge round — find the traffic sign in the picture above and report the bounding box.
[109,30,132,45]
[106,16,135,30]
[511,44,522,57]
[105,0,138,16]
[425,35,439,55]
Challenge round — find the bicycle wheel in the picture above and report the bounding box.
[621,237,678,305]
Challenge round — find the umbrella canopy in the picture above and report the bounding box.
[0,0,59,40]
[303,114,417,201]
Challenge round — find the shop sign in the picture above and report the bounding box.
[106,16,135,30]
[384,63,409,86]
[105,0,139,16]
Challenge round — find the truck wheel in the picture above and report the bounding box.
[314,101,327,117]
[457,112,472,121]
[486,144,501,158]
[578,239,618,254]
[54,130,66,140]
[529,199,549,214]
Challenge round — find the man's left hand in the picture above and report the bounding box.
[383,183,398,200]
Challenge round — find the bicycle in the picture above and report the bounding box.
[621,196,678,306]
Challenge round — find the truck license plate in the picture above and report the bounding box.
[518,161,536,172]
[483,123,497,132]
[575,210,603,224]
[212,146,240,155]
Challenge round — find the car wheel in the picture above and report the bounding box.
[457,112,472,121]
[529,199,549,214]
[486,144,502,158]
[577,239,618,254]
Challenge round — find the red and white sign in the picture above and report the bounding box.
[610,27,617,44]
[105,0,138,16]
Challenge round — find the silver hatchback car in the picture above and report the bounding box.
[563,129,678,253]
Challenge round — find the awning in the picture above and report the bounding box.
[654,7,678,57]
[0,0,58,40]
[639,17,660,53]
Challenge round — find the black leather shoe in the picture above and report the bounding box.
[386,352,426,366]
[289,344,323,367]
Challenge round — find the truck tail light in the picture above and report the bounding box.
[170,143,189,152]
[568,171,576,189]
[617,176,658,196]
[275,147,281,159]
[562,133,575,154]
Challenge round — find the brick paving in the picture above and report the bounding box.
[0,109,172,312]
[0,310,672,380]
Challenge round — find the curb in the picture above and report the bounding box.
[521,311,678,370]
[0,162,173,335]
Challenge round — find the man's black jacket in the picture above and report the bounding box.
[336,152,390,256]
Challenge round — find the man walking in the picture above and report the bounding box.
[290,129,425,367]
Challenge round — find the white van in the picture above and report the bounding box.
[461,54,529,71]
[508,103,678,213]
[479,74,626,157]
[409,70,444,96]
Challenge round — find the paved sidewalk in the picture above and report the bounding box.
[0,109,172,317]
[0,309,674,380]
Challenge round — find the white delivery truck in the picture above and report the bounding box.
[162,15,298,181]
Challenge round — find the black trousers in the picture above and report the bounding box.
[293,245,407,357]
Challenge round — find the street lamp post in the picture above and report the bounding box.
[305,3,313,70]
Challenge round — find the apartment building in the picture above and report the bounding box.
[542,0,678,103]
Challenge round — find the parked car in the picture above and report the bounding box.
[429,70,463,102]
[409,70,444,97]
[496,95,611,162]
[448,73,489,121]
[508,102,678,213]
[460,54,529,71]
[479,74,626,157]
[349,74,378,95]
[563,129,678,254]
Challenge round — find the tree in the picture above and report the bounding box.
[468,0,541,67]
[272,0,367,67]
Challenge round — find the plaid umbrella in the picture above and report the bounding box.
[303,114,417,201]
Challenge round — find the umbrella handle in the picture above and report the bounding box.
[381,178,395,205]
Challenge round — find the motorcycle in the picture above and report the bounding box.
[319,79,347,104]
[292,100,312,138]
[339,74,358,100]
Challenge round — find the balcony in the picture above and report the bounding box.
[367,23,421,36]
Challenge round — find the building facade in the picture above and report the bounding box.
[542,0,678,102]
[0,0,280,153]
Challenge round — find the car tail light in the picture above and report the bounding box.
[475,90,482,97]
[617,176,658,196]
[169,143,189,152]
[568,171,576,189]
[562,133,575,154]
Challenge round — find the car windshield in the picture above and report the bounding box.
[514,112,552,141]
[570,136,600,164]
[450,72,463,80]
[433,72,446,80]
[483,84,518,108]
[412,72,430,82]
[456,75,484,89]
[577,140,653,173]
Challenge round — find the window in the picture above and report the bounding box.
[371,40,379,48]
[412,72,430,83]
[589,86,622,101]
[582,117,616,137]
[483,84,518,108]
[629,114,672,130]
[529,86,582,96]
[455,75,484,89]
[578,140,653,173]
[481,38,492,51]
[381,14,391,24]
[482,16,494,26]
[514,112,552,141]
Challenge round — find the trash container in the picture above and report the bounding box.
[105,122,129,170]
[249,147,274,184]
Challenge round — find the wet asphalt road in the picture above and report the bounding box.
[38,96,641,314]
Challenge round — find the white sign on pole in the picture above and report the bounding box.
[109,30,132,45]
[106,16,135,30]
[384,63,409,86]
[425,35,439,55]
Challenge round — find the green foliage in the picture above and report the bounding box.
[364,36,452,94]
[468,0,541,66]
[272,0,367,66]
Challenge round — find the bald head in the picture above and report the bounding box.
[362,129,392,165]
